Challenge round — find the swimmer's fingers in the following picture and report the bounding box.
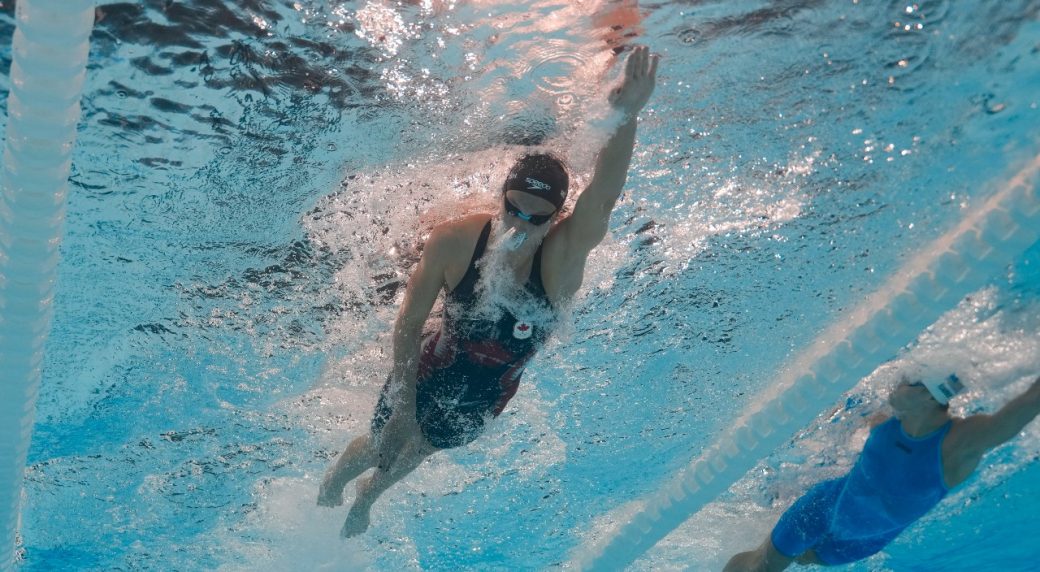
[610,45,657,113]
[629,46,647,79]
[624,44,648,79]
[648,53,660,81]
[627,46,657,81]
[624,45,639,80]
[640,49,658,80]
[637,46,651,78]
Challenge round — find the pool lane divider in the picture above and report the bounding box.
[569,154,1040,571]
[0,1,94,569]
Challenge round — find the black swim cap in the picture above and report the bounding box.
[502,153,569,210]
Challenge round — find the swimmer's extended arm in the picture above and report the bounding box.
[558,45,659,255]
[565,48,653,252]
[957,375,1040,455]
[543,47,658,300]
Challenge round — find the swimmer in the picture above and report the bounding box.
[724,370,1040,571]
[318,45,660,538]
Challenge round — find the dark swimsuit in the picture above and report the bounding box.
[372,220,556,449]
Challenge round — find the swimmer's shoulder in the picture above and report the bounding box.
[430,214,492,251]
[425,213,494,265]
[424,214,493,290]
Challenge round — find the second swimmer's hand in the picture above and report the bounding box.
[609,45,659,118]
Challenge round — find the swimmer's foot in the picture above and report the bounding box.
[340,504,371,538]
[317,473,345,507]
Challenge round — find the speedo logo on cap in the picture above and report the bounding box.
[525,177,551,192]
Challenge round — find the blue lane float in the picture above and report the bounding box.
[570,155,1040,571]
[0,1,94,569]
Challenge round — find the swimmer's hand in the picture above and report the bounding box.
[609,45,659,118]
[375,408,424,471]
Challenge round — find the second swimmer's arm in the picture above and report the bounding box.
[943,375,1040,487]
[960,375,1040,454]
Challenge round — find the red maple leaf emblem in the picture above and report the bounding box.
[517,323,530,332]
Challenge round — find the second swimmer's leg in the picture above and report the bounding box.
[724,537,795,572]
[341,439,435,538]
[318,434,378,507]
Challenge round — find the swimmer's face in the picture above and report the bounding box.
[503,190,558,235]
[889,377,939,416]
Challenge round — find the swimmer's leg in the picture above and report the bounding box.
[794,550,826,566]
[318,433,378,507]
[341,438,436,538]
[724,537,795,572]
[727,477,842,570]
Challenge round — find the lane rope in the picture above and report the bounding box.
[0,1,95,569]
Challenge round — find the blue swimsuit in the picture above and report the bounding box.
[771,418,951,564]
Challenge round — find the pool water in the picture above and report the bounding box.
[2,0,1039,570]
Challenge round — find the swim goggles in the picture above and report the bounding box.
[504,194,556,225]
